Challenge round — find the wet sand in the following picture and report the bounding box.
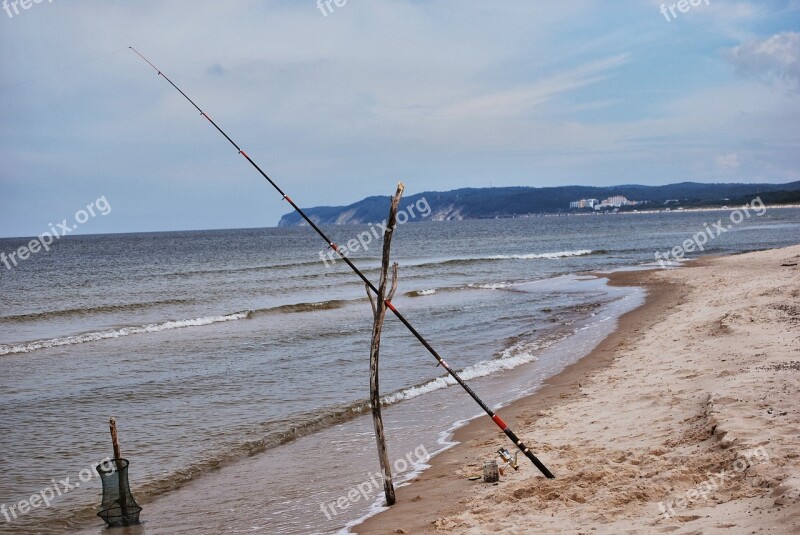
[356,245,800,534]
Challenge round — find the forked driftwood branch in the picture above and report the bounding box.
[364,182,404,506]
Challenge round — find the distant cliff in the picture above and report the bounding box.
[277,181,800,227]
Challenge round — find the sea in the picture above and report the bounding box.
[1,208,799,534]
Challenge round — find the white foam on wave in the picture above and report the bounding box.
[380,338,557,406]
[0,312,250,356]
[418,289,436,296]
[489,249,594,260]
[403,249,596,269]
[469,282,514,290]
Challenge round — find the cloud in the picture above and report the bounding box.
[206,63,225,76]
[726,31,800,90]
[716,153,741,169]
[439,54,630,121]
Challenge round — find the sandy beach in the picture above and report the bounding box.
[356,245,800,534]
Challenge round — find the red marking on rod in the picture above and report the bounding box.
[331,243,339,252]
[492,415,508,430]
[284,195,293,203]
[385,301,397,312]
[239,150,249,159]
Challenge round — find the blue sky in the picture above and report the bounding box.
[1,0,798,236]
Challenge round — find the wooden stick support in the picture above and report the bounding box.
[364,182,405,507]
[110,417,122,461]
[109,417,130,522]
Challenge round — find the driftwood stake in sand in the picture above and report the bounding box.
[364,182,404,506]
[109,417,129,521]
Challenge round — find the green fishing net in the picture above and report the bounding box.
[95,459,142,527]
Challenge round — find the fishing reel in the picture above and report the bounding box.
[497,447,519,471]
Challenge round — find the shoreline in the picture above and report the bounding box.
[354,267,677,533]
[355,246,800,534]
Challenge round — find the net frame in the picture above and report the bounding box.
[95,458,142,527]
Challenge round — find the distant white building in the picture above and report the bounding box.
[594,195,638,209]
[570,198,599,209]
[571,196,640,210]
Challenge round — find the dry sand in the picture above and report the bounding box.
[356,245,800,535]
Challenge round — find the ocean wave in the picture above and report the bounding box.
[150,250,598,282]
[0,312,250,356]
[0,298,362,355]
[158,259,328,279]
[380,335,562,405]
[159,256,386,279]
[489,249,595,260]
[0,299,195,324]
[249,299,356,316]
[468,282,515,290]
[405,289,437,297]
[406,249,598,269]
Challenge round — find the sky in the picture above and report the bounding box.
[0,0,798,236]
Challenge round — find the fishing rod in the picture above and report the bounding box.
[129,47,555,479]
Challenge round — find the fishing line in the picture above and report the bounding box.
[130,47,555,479]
